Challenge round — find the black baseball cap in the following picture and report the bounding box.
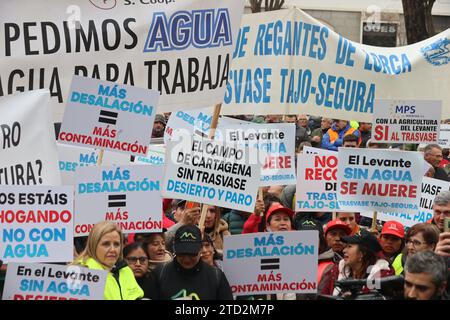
[341,229,382,253]
[174,225,202,255]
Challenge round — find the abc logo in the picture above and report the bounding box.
[395,105,416,114]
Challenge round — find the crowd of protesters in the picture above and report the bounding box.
[1,114,450,300]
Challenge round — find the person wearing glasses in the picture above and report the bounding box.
[392,223,440,276]
[123,242,158,299]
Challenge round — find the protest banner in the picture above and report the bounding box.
[0,185,73,263]
[337,148,423,215]
[164,108,214,144]
[438,124,450,148]
[58,76,158,156]
[162,136,261,212]
[221,8,450,122]
[361,177,450,227]
[220,123,296,186]
[223,231,318,296]
[372,100,442,143]
[2,262,107,300]
[0,0,245,121]
[0,90,61,185]
[75,165,163,236]
[134,145,165,166]
[296,148,344,211]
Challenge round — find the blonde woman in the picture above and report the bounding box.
[74,221,143,300]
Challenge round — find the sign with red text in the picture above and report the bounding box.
[220,123,296,186]
[75,165,163,236]
[372,100,441,143]
[337,148,423,214]
[59,76,158,156]
[0,185,73,263]
[223,231,318,296]
[361,177,450,227]
[296,148,344,212]
[0,90,61,186]
[2,263,107,300]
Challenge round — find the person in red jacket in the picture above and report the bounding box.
[242,194,283,234]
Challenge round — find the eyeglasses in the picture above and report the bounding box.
[126,256,148,264]
[406,239,426,247]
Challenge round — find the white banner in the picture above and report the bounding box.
[0,0,246,121]
[438,124,450,148]
[223,231,318,296]
[372,100,442,143]
[0,185,73,263]
[0,90,61,185]
[296,149,344,212]
[337,148,423,214]
[162,136,261,212]
[59,76,158,156]
[361,177,450,227]
[2,262,107,300]
[75,165,163,236]
[222,8,450,122]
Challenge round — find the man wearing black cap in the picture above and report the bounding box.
[152,114,166,138]
[150,225,233,300]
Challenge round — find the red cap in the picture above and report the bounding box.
[381,221,405,239]
[266,203,294,221]
[324,219,352,235]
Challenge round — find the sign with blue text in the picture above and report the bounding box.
[75,165,163,236]
[222,8,450,122]
[162,136,261,212]
[223,231,318,296]
[59,76,158,156]
[0,185,73,263]
[2,263,107,300]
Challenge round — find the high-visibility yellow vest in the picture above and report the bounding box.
[79,258,144,300]
[392,253,404,275]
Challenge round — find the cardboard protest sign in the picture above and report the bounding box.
[58,76,158,156]
[361,177,450,227]
[75,165,163,236]
[0,0,245,121]
[134,145,165,166]
[2,262,107,300]
[337,148,423,215]
[372,100,442,143]
[57,144,99,185]
[162,136,261,212]
[0,185,73,263]
[220,123,296,186]
[222,8,450,122]
[223,231,318,296]
[0,90,61,185]
[438,124,450,148]
[296,148,344,211]
[164,108,213,144]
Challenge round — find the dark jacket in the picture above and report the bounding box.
[222,210,250,235]
[150,259,233,300]
[433,166,450,181]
